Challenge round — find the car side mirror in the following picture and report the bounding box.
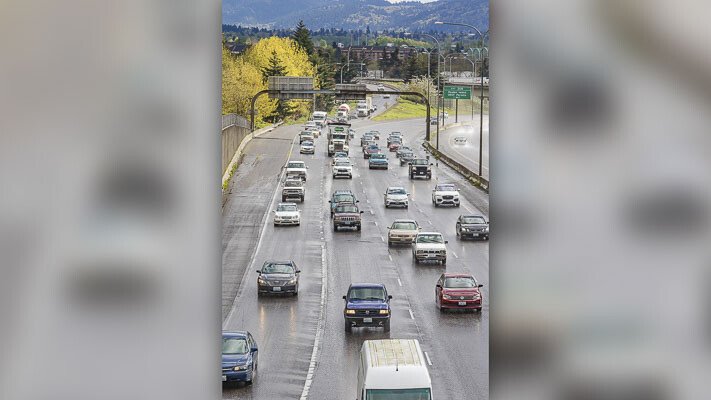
[430,163,433,166]
[295,270,301,273]
[328,200,332,203]
[444,240,449,244]
[436,284,441,288]
[250,346,258,352]
[256,270,261,273]
[360,211,364,214]
[356,200,360,203]
[272,210,275,213]
[478,284,484,288]
[342,295,347,300]
[408,163,412,166]
[388,295,393,299]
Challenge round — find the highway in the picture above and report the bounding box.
[435,113,490,180]
[222,90,489,399]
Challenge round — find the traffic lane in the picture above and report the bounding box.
[440,115,490,179]
[306,155,424,400]
[222,125,302,319]
[354,150,490,400]
[222,130,328,399]
[308,120,487,398]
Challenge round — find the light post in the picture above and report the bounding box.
[419,47,432,122]
[458,56,476,121]
[407,32,442,149]
[436,21,489,177]
[341,62,365,84]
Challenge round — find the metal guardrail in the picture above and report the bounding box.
[423,141,489,192]
[222,113,250,130]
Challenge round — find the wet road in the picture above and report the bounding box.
[222,92,488,399]
[436,114,490,180]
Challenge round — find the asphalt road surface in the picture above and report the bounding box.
[435,113,490,180]
[222,91,488,399]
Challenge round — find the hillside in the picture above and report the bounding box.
[222,0,488,32]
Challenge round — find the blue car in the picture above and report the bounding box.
[222,331,258,384]
[343,283,392,332]
[368,153,389,169]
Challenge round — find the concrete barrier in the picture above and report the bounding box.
[423,141,489,192]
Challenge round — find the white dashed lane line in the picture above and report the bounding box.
[408,309,415,320]
[424,351,433,366]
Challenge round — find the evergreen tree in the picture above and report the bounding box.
[261,50,294,122]
[292,20,314,56]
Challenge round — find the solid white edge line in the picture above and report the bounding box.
[397,278,402,286]
[300,245,328,399]
[424,351,433,366]
[408,309,415,320]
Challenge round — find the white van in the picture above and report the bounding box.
[313,111,327,127]
[357,339,433,400]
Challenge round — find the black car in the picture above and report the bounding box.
[409,158,432,179]
[256,260,301,296]
[400,151,415,166]
[456,215,489,240]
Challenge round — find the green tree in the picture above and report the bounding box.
[261,50,294,122]
[292,20,314,56]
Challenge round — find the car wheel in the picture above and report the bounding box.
[300,196,304,202]
[356,224,361,232]
[281,196,286,202]
[455,203,460,207]
[442,258,447,265]
[333,223,338,231]
[388,240,392,247]
[456,229,460,238]
[293,290,298,297]
[485,235,489,241]
[345,320,352,333]
[383,319,391,333]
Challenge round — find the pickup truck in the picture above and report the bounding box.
[409,158,432,179]
[281,178,305,202]
[330,190,358,216]
[413,232,448,264]
[285,160,308,181]
[299,131,314,143]
[332,202,363,231]
[343,283,391,332]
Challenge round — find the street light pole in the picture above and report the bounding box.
[341,62,364,84]
[436,21,489,177]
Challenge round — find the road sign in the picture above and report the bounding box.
[444,86,471,100]
[268,77,314,100]
[335,83,367,100]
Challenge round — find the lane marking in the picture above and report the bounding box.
[397,278,402,286]
[463,204,475,214]
[388,254,393,262]
[408,309,415,320]
[452,251,458,259]
[380,236,384,242]
[300,245,328,399]
[424,351,433,366]
[374,221,378,226]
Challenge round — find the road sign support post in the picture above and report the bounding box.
[455,99,458,123]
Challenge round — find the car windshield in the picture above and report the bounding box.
[349,287,385,300]
[262,263,295,274]
[402,152,414,158]
[436,185,456,191]
[444,277,477,288]
[462,216,486,224]
[388,188,406,195]
[371,154,386,160]
[333,194,354,203]
[417,234,444,244]
[336,205,358,213]
[287,162,304,168]
[277,204,297,212]
[335,161,350,166]
[392,221,416,230]
[285,181,301,187]
[222,338,248,355]
[412,159,428,165]
[366,146,378,151]
[301,132,312,136]
[302,142,313,146]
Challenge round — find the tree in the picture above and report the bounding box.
[292,20,314,56]
[261,50,294,122]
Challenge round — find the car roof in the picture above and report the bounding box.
[222,331,248,338]
[333,190,353,195]
[393,218,416,223]
[387,186,405,190]
[350,283,386,288]
[371,153,386,157]
[278,202,297,206]
[418,231,443,235]
[263,260,295,265]
[335,202,357,206]
[461,215,485,218]
[442,273,475,279]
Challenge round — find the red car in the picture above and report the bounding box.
[435,273,483,312]
[389,141,402,151]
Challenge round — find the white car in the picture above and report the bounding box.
[384,186,409,208]
[432,183,460,207]
[286,160,308,181]
[306,126,320,138]
[387,219,420,246]
[273,202,301,226]
[383,94,391,99]
[413,232,448,264]
[332,159,353,179]
[300,141,314,154]
[304,120,317,129]
[377,84,385,91]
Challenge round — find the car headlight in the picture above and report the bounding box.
[484,226,489,232]
[442,294,452,300]
[258,279,265,285]
[288,279,297,284]
[416,250,424,254]
[345,309,356,314]
[233,365,248,371]
[379,310,389,314]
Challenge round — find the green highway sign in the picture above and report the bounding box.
[444,86,472,100]
[334,126,344,132]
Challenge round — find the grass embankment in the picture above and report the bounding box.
[373,96,489,122]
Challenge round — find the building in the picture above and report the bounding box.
[225,42,249,56]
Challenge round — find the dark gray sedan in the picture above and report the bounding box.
[456,215,489,240]
[257,260,301,296]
